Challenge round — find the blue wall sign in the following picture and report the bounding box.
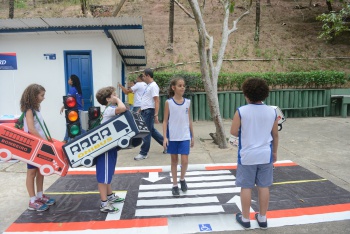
[0,52,17,70]
[44,53,56,60]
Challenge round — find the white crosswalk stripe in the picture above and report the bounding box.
[135,170,240,217]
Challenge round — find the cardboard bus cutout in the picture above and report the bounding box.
[63,110,149,168]
[0,123,69,176]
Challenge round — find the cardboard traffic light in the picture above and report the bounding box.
[63,96,81,138]
[88,106,101,130]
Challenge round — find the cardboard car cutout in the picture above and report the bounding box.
[0,123,69,176]
[63,110,149,168]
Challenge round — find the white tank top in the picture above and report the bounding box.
[237,104,276,165]
[167,98,191,141]
[23,110,47,140]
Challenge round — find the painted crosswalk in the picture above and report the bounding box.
[135,170,240,217]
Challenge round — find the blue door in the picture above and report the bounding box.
[65,51,93,110]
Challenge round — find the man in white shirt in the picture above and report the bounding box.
[134,68,164,160]
[118,74,147,112]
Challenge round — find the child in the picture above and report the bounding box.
[20,84,56,211]
[162,77,194,197]
[230,78,279,230]
[95,86,127,213]
[60,74,85,142]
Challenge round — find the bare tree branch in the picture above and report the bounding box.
[113,0,127,17]
[175,0,195,19]
[228,0,253,34]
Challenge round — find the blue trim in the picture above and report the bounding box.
[123,56,146,59]
[119,45,145,49]
[0,25,143,33]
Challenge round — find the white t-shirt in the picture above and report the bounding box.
[237,104,276,165]
[23,110,46,140]
[141,81,160,110]
[101,106,117,124]
[131,81,147,107]
[167,98,191,141]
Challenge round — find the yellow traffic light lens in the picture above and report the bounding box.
[68,111,79,122]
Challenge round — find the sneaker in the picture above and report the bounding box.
[100,203,120,214]
[255,213,268,229]
[134,154,148,161]
[28,200,49,212]
[108,193,125,203]
[236,212,251,230]
[180,180,188,192]
[37,194,56,206]
[172,186,180,197]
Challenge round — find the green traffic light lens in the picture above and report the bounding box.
[70,125,80,136]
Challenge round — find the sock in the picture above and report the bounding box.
[37,191,43,198]
[258,214,267,222]
[101,200,108,207]
[242,216,250,222]
[30,196,36,203]
[107,193,114,199]
[180,179,185,182]
[173,184,178,187]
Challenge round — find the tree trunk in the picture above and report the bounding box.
[9,0,14,19]
[113,0,127,17]
[81,0,88,16]
[187,0,228,149]
[167,0,175,51]
[254,0,260,43]
[326,0,332,12]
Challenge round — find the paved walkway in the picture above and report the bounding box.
[0,117,349,233]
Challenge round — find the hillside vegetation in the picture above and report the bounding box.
[1,0,349,75]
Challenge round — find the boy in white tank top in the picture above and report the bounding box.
[230,78,279,230]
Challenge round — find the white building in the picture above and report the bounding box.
[0,17,147,140]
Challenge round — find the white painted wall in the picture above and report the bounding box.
[0,32,124,140]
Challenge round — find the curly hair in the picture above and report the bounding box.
[168,77,185,98]
[96,86,116,105]
[20,84,46,112]
[242,78,269,103]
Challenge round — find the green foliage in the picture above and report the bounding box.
[316,3,350,41]
[130,71,347,93]
[15,0,27,9]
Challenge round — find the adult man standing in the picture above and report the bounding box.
[134,68,164,161]
[118,74,147,112]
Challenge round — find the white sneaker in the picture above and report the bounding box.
[134,154,148,161]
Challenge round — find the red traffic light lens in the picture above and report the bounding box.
[65,96,77,108]
[88,106,100,120]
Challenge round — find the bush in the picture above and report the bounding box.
[129,71,347,94]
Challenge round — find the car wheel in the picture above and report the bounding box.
[0,149,12,161]
[39,164,54,176]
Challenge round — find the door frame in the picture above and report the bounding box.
[63,50,93,108]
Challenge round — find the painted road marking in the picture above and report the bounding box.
[170,175,235,182]
[5,161,350,234]
[138,187,241,198]
[177,170,232,176]
[137,196,219,206]
[135,205,225,217]
[139,181,236,190]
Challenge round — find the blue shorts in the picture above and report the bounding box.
[95,147,118,184]
[27,164,37,169]
[236,163,273,188]
[167,140,190,155]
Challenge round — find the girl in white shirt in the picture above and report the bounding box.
[163,77,194,197]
